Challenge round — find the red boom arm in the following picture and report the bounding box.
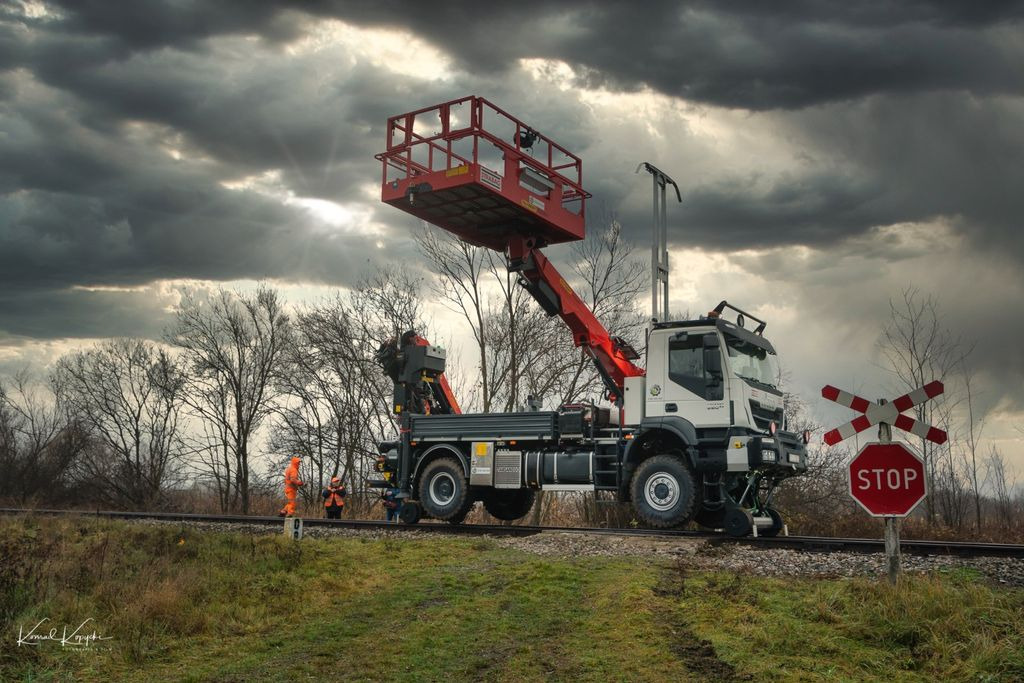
[508,237,645,401]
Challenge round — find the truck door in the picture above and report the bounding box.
[648,331,730,426]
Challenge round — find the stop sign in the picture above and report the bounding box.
[848,442,927,517]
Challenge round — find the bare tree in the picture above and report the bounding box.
[54,339,187,508]
[878,286,967,524]
[415,224,492,410]
[960,359,985,533]
[0,370,87,503]
[760,371,861,534]
[562,219,647,401]
[984,446,1018,532]
[269,268,426,514]
[167,285,290,513]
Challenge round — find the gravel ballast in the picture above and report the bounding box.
[120,518,1024,587]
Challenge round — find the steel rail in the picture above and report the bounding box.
[2,508,1022,558]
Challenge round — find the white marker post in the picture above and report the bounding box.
[284,517,303,540]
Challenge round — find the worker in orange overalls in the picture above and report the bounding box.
[322,476,346,519]
[278,456,304,517]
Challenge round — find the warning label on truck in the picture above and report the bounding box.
[520,196,545,213]
[480,167,502,191]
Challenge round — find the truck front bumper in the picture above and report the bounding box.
[747,432,808,476]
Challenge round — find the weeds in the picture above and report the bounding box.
[2,515,1021,682]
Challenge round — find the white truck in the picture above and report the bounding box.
[373,96,808,535]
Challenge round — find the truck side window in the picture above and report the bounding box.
[668,337,705,396]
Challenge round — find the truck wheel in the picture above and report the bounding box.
[445,502,475,525]
[630,455,697,528]
[418,457,470,521]
[482,489,536,521]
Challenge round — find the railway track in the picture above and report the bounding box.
[3,507,1022,558]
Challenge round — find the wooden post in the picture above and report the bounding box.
[884,516,900,585]
[878,398,900,585]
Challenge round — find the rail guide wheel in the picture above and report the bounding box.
[399,501,422,524]
[723,507,754,537]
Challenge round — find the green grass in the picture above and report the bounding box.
[1,517,1021,682]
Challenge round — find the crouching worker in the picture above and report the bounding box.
[322,476,346,519]
[278,456,304,517]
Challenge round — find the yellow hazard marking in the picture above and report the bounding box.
[446,165,469,177]
[475,443,489,456]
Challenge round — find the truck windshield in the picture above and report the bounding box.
[724,335,780,390]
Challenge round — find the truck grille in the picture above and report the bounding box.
[749,401,784,430]
[494,449,522,488]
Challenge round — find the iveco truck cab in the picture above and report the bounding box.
[622,301,808,534]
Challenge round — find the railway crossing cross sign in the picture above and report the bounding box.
[847,442,927,517]
[821,381,947,446]
[820,379,946,584]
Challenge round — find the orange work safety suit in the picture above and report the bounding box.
[279,457,304,517]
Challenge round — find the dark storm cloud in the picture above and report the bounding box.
[789,94,1024,256]
[0,286,173,341]
[31,0,1024,110]
[669,172,886,250]
[0,65,409,289]
[658,92,1024,254]
[3,0,1024,347]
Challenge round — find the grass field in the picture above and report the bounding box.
[1,517,1022,682]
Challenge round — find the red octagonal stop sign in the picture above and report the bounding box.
[848,442,928,517]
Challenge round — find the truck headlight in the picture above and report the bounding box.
[761,449,777,462]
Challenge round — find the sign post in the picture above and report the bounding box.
[878,399,900,584]
[823,382,944,584]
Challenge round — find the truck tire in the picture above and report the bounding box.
[482,489,536,521]
[418,457,470,522]
[630,455,697,528]
[445,508,472,525]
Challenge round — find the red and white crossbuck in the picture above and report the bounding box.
[821,381,948,446]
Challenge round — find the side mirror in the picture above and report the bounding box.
[703,334,724,400]
[704,351,722,377]
[703,334,723,378]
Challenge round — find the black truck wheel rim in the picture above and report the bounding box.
[429,472,457,506]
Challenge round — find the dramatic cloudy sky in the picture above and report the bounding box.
[2,1,1023,474]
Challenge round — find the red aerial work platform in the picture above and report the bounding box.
[377,96,642,401]
[375,96,591,251]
